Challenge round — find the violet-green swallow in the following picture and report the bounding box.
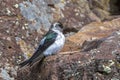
[19,22,65,67]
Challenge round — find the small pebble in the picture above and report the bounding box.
[6,8,11,15]
[14,4,19,8]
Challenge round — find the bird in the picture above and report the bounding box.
[19,22,65,67]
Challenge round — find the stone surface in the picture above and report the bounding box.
[64,18,120,52]
[67,18,120,45]
[17,31,120,80]
[0,0,120,80]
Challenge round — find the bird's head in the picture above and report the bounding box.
[50,22,64,32]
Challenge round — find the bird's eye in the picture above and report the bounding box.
[58,23,63,28]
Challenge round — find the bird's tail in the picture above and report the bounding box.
[19,59,30,67]
[29,54,45,66]
[19,53,45,67]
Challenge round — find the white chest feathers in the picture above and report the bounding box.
[43,30,65,56]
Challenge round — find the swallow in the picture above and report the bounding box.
[19,22,65,67]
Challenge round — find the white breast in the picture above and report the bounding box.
[43,30,65,56]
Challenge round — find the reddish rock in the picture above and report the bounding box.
[67,18,120,46]
[17,30,120,80]
[0,0,120,80]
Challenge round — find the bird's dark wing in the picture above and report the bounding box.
[19,30,58,67]
[30,30,58,59]
[43,30,58,50]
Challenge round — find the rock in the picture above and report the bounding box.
[67,18,120,47]
[19,0,113,31]
[0,0,120,80]
[92,8,110,21]
[17,31,120,80]
[0,68,14,80]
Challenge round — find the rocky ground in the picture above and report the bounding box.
[0,0,120,80]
